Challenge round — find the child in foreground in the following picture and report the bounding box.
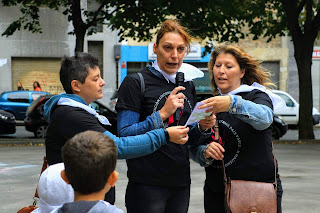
[51,130,123,213]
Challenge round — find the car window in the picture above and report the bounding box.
[276,93,294,107]
[7,92,29,103]
[32,93,44,101]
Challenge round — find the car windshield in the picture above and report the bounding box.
[32,93,44,101]
[275,93,294,107]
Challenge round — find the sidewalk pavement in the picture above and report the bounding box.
[1,144,319,213]
[1,138,320,146]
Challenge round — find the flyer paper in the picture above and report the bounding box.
[185,102,212,126]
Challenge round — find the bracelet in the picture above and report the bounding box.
[198,123,209,133]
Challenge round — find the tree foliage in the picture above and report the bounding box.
[1,0,320,139]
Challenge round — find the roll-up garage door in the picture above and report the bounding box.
[12,57,63,94]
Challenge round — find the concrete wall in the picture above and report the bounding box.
[0,6,72,93]
[0,3,118,103]
[312,46,320,110]
[287,40,299,101]
[247,47,289,91]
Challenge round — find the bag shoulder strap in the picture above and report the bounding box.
[220,129,277,188]
[136,72,145,109]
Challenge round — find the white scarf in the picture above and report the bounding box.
[220,82,286,112]
[152,60,204,84]
[57,98,111,125]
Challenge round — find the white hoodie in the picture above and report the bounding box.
[32,163,74,213]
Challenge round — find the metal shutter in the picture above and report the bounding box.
[12,57,62,94]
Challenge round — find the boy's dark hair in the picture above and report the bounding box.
[60,52,99,94]
[62,131,117,194]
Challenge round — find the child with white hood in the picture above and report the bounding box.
[31,163,74,213]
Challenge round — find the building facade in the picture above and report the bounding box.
[0,1,118,103]
[117,35,290,94]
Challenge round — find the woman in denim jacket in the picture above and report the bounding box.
[190,43,284,213]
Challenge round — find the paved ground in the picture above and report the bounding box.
[0,144,320,213]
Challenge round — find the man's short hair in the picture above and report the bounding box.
[60,52,99,94]
[62,131,117,194]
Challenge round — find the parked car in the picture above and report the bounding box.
[196,91,288,139]
[273,90,320,129]
[24,95,117,138]
[0,109,16,134]
[0,91,49,120]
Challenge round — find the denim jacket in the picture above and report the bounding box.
[189,94,274,167]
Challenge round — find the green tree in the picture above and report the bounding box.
[1,0,173,52]
[2,0,320,139]
[174,0,320,139]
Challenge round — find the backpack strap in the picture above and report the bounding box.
[137,72,145,95]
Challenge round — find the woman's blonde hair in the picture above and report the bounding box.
[208,43,275,95]
[156,19,192,54]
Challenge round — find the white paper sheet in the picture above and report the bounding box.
[185,102,212,126]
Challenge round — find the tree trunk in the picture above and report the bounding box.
[281,0,317,139]
[294,39,315,139]
[72,0,87,53]
[75,28,86,53]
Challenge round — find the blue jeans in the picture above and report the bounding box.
[125,182,190,213]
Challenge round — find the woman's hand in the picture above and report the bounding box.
[159,86,186,120]
[166,126,189,144]
[204,142,225,160]
[198,96,231,113]
[198,113,216,131]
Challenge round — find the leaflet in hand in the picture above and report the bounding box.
[185,102,212,126]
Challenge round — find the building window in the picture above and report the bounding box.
[87,0,103,33]
[88,41,103,78]
[127,62,151,74]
